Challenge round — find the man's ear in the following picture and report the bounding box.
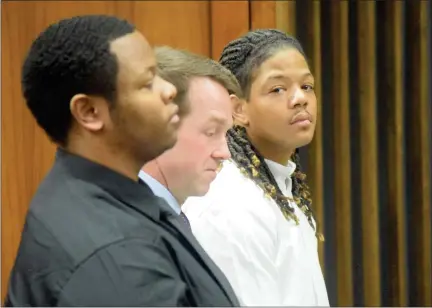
[69,94,105,132]
[230,94,249,126]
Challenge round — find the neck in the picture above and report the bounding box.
[246,131,293,166]
[142,160,167,187]
[66,135,142,181]
[143,161,186,206]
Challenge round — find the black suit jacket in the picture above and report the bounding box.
[5,149,239,307]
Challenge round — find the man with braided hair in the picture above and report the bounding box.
[183,29,329,306]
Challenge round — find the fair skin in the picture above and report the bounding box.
[67,31,178,180]
[232,47,317,165]
[143,77,233,204]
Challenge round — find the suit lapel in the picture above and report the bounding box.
[134,179,239,306]
[159,203,239,306]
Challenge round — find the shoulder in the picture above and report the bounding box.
[184,160,276,216]
[9,220,180,306]
[57,236,184,306]
[184,160,262,214]
[69,236,176,277]
[183,160,278,245]
[13,193,168,300]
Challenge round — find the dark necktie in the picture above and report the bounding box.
[179,211,192,231]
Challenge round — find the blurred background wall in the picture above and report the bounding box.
[2,1,431,306]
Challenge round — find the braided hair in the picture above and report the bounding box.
[220,29,324,241]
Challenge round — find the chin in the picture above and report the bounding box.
[159,132,178,152]
[293,133,315,148]
[138,136,177,163]
[192,184,212,198]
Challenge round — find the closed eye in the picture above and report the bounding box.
[205,130,216,137]
[141,77,154,90]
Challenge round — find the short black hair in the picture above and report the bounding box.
[220,29,323,240]
[22,15,135,145]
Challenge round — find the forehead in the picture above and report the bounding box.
[187,77,232,117]
[254,48,311,81]
[109,31,156,81]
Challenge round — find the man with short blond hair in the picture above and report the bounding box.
[141,46,241,206]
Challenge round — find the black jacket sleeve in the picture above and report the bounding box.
[56,237,189,307]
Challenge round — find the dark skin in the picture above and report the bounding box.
[232,48,317,166]
[67,31,178,180]
[225,45,322,237]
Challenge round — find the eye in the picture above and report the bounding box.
[205,129,216,137]
[141,75,156,90]
[302,84,314,92]
[144,81,154,90]
[270,87,286,94]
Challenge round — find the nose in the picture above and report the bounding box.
[161,79,177,105]
[288,87,308,108]
[212,137,231,161]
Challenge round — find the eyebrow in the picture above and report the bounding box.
[138,65,156,80]
[208,114,229,125]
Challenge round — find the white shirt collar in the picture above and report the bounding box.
[264,159,296,196]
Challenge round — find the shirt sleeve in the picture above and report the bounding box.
[191,207,281,306]
[57,237,189,307]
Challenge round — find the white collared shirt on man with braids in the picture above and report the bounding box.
[182,159,330,306]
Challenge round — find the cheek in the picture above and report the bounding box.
[177,133,207,160]
[109,104,133,134]
[185,136,215,167]
[249,101,288,131]
[132,92,167,121]
[308,97,318,120]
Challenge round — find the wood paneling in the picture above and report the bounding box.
[133,1,211,56]
[250,1,275,29]
[209,1,249,60]
[275,1,296,36]
[250,0,295,35]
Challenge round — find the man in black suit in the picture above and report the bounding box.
[5,15,239,307]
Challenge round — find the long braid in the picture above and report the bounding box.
[291,149,325,241]
[221,29,324,241]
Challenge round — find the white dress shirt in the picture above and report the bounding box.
[182,159,329,306]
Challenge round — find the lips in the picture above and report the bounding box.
[290,112,311,124]
[168,104,180,123]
